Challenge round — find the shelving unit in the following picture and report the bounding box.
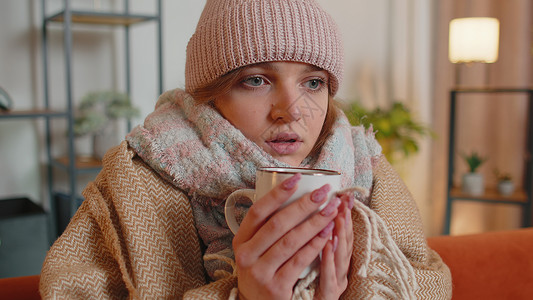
[42,0,163,237]
[443,88,533,235]
[0,0,163,256]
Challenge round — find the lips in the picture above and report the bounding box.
[266,132,303,155]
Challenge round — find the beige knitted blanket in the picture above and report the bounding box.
[40,142,451,299]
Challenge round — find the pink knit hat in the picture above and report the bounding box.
[185,0,344,95]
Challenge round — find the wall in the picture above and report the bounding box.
[0,0,436,234]
[1,1,43,203]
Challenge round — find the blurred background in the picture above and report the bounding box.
[0,0,531,261]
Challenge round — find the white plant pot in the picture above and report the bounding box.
[497,180,515,196]
[462,173,485,196]
[93,120,121,160]
[74,134,93,158]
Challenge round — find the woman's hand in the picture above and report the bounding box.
[232,174,342,300]
[314,193,354,300]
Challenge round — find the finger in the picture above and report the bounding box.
[247,184,334,259]
[345,206,354,247]
[336,194,354,247]
[333,206,353,282]
[258,196,341,271]
[234,173,301,245]
[333,212,348,280]
[318,237,337,297]
[338,192,354,210]
[275,222,334,281]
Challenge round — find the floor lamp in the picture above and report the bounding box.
[448,17,500,87]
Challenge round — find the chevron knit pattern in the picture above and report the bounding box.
[40,143,206,299]
[370,156,453,299]
[339,156,452,299]
[40,143,451,299]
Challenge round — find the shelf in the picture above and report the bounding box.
[452,87,533,94]
[46,10,158,26]
[53,155,102,173]
[450,187,528,205]
[0,109,66,119]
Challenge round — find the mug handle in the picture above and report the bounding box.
[224,189,255,234]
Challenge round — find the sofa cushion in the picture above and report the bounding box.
[427,228,533,300]
[0,274,40,300]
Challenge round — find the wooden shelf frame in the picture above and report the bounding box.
[53,156,102,174]
[46,10,158,26]
[443,87,533,234]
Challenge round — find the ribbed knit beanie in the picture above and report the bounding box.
[185,0,344,96]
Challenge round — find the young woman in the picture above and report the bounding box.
[40,0,452,299]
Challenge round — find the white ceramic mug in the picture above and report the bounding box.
[224,166,341,278]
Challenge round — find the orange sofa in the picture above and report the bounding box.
[0,274,40,300]
[427,228,533,299]
[1,228,532,299]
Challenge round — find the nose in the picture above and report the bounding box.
[270,85,302,123]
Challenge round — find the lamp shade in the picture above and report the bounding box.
[449,17,500,63]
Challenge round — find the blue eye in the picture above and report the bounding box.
[306,79,323,90]
[244,76,264,87]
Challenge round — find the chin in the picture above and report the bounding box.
[277,156,304,167]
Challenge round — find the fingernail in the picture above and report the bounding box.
[282,173,301,190]
[332,235,339,253]
[348,194,355,210]
[320,197,341,216]
[311,184,331,203]
[319,221,334,238]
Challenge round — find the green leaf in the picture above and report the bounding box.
[342,100,434,163]
[73,91,140,136]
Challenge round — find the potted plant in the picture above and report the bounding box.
[461,151,487,196]
[73,91,140,159]
[494,169,515,196]
[343,101,434,163]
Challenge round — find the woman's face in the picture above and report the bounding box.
[214,62,329,166]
